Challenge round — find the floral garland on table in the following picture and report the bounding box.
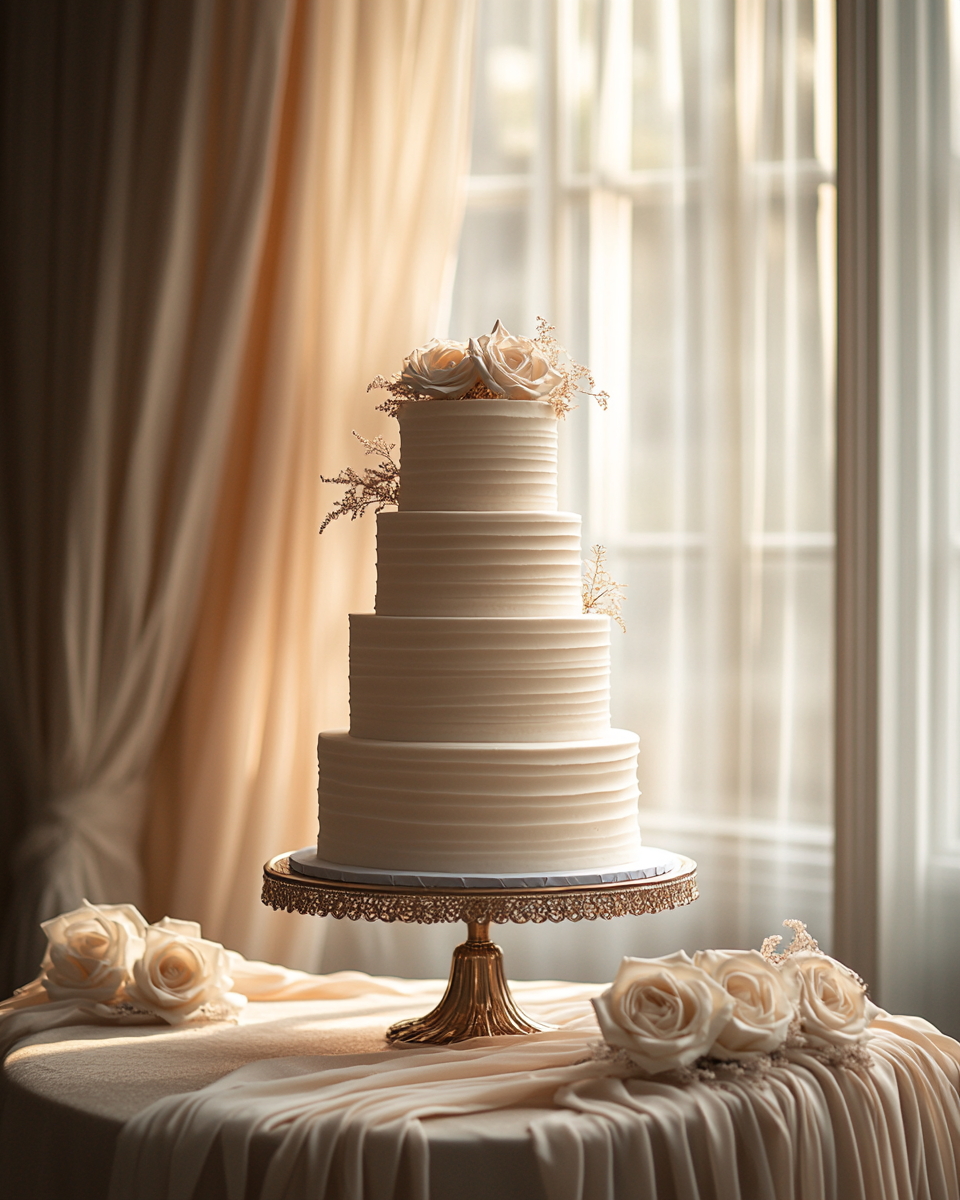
[0,901,245,1028]
[591,920,884,1080]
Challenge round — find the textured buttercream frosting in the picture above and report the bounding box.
[318,395,643,874]
[397,399,558,512]
[349,615,610,742]
[317,730,642,872]
[375,510,582,617]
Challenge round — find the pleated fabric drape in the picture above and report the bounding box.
[146,0,475,968]
[0,0,475,989]
[0,0,301,993]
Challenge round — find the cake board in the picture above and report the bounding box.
[262,848,698,1045]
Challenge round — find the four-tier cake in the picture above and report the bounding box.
[313,394,646,878]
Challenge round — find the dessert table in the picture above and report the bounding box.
[3,967,960,1200]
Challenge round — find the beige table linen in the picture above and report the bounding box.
[2,963,960,1200]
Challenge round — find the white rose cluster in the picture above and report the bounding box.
[35,901,244,1024]
[593,936,881,1075]
[399,320,564,402]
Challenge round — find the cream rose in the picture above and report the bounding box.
[124,917,244,1024]
[470,320,564,401]
[592,951,735,1074]
[40,900,147,1004]
[400,339,479,398]
[780,951,881,1048]
[694,948,799,1059]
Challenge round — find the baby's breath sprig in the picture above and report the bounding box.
[534,316,609,418]
[581,544,626,632]
[367,375,416,419]
[319,432,400,533]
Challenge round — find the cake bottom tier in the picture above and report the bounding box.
[317,729,642,873]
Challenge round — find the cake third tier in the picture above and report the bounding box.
[375,510,582,617]
[349,614,611,742]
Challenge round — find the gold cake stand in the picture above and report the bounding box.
[262,852,698,1045]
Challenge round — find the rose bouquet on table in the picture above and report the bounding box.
[1,901,245,1030]
[592,920,884,1078]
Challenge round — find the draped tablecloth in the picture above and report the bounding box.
[2,963,960,1200]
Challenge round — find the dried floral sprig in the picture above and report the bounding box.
[582,544,626,631]
[319,432,400,534]
[367,375,500,418]
[532,316,609,417]
[760,920,821,965]
[761,919,872,999]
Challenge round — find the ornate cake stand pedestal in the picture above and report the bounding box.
[262,851,698,1046]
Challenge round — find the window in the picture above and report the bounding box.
[447,0,837,969]
[878,0,960,1031]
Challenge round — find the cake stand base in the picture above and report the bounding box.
[262,850,698,1046]
[386,921,550,1044]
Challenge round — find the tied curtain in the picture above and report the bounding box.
[0,0,475,992]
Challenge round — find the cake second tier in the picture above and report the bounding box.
[375,510,583,617]
[349,614,611,742]
[317,729,643,873]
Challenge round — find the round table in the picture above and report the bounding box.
[3,977,960,1200]
[0,983,595,1200]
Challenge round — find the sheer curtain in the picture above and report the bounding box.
[0,0,476,989]
[150,0,476,968]
[0,0,300,993]
[879,0,960,1035]
[323,0,837,984]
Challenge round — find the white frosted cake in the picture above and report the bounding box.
[316,397,644,875]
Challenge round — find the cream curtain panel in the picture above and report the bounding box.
[0,0,299,993]
[0,0,475,991]
[151,0,475,969]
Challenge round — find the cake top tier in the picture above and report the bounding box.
[397,399,558,512]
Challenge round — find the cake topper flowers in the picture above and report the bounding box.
[321,319,608,532]
[369,318,609,419]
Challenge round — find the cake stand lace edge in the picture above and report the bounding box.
[261,853,699,924]
[261,852,698,1044]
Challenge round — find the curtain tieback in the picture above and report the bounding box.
[13,782,147,876]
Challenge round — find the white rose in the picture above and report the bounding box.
[40,900,147,1003]
[469,320,564,401]
[780,951,882,1048]
[124,917,244,1024]
[694,948,799,1060]
[592,951,735,1074]
[400,339,479,398]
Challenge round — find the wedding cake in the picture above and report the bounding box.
[308,324,649,882]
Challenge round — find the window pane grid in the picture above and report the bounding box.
[449,0,835,958]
